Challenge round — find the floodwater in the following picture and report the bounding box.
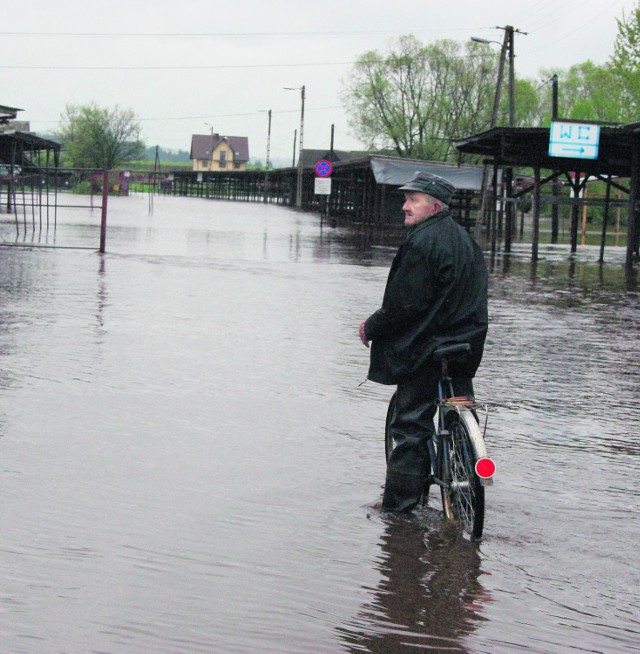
[1,194,639,653]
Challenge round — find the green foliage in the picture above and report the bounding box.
[142,145,190,163]
[126,159,191,172]
[341,35,498,161]
[509,78,545,127]
[56,103,144,170]
[610,1,640,119]
[538,62,628,124]
[342,14,640,165]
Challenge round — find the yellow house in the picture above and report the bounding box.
[190,133,250,172]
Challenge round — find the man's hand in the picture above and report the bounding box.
[359,320,370,348]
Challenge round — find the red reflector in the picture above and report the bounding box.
[475,457,496,479]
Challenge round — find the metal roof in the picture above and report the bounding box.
[0,105,23,123]
[0,131,60,169]
[453,124,639,178]
[279,154,484,192]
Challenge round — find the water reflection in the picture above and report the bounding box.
[95,255,108,341]
[338,513,490,652]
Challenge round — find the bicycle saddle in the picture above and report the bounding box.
[433,343,471,362]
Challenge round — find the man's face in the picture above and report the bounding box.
[402,192,440,227]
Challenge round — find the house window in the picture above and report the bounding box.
[234,162,241,169]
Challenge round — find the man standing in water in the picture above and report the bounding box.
[359,171,488,512]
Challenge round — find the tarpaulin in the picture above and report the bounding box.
[369,156,484,192]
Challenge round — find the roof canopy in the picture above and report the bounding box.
[454,123,640,179]
[0,131,61,168]
[0,105,23,124]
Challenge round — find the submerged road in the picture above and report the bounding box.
[0,195,638,652]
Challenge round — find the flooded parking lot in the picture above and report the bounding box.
[1,194,639,652]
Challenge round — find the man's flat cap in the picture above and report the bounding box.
[398,171,456,205]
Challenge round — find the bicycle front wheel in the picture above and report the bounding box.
[439,410,485,538]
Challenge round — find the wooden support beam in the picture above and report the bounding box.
[627,134,640,268]
[505,167,513,252]
[532,166,540,261]
[599,176,612,264]
[570,172,581,253]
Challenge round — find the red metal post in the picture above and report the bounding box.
[99,169,108,253]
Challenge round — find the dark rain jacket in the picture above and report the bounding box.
[364,209,488,385]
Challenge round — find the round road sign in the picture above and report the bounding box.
[315,160,333,178]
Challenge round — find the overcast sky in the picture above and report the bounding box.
[2,0,637,164]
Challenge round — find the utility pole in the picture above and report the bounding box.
[297,85,305,208]
[330,123,335,159]
[472,26,526,245]
[490,29,509,129]
[500,26,526,249]
[292,129,297,168]
[265,109,272,170]
[551,74,559,242]
[262,109,272,204]
[284,84,305,208]
[503,26,514,249]
[508,26,515,128]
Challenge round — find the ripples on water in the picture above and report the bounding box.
[0,196,639,652]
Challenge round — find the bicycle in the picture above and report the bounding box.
[384,343,495,538]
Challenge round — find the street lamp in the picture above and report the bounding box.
[470,37,500,45]
[472,27,526,247]
[284,85,305,208]
[204,122,215,169]
[472,31,512,245]
[471,34,509,128]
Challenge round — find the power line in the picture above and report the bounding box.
[34,105,344,125]
[519,0,625,60]
[0,53,499,71]
[0,61,358,71]
[0,49,499,72]
[0,28,488,39]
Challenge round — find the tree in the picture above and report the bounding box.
[507,78,546,127]
[142,145,190,163]
[57,103,144,169]
[341,36,498,161]
[538,62,627,124]
[610,1,640,119]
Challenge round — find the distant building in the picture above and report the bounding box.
[190,133,250,172]
[0,104,22,125]
[0,103,60,171]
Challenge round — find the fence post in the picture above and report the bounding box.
[99,169,108,253]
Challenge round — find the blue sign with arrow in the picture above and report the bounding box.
[549,121,600,160]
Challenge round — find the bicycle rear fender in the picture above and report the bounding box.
[459,410,494,487]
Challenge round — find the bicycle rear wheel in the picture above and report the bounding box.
[439,410,485,538]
